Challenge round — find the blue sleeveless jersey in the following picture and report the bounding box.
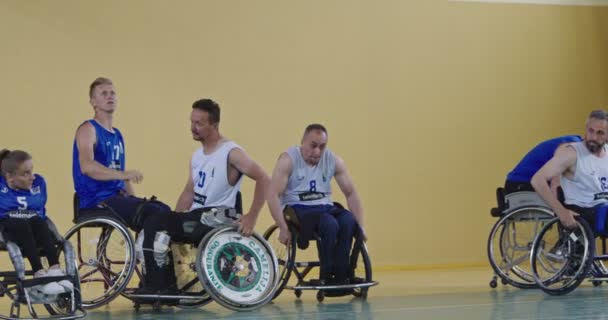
[0,174,47,219]
[73,120,126,209]
[506,135,582,183]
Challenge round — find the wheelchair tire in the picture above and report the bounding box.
[530,217,594,295]
[350,230,372,299]
[487,206,554,289]
[63,217,136,309]
[195,226,279,311]
[262,224,297,300]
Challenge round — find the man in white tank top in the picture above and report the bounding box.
[532,110,608,232]
[174,99,270,239]
[267,124,365,289]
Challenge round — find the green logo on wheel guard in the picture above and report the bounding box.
[205,238,271,294]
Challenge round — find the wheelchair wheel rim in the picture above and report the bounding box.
[196,226,279,310]
[531,218,593,293]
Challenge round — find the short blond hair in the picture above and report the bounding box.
[89,77,113,98]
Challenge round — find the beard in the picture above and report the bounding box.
[585,140,604,153]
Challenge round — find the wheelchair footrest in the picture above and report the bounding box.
[294,261,321,268]
[124,293,205,301]
[589,277,608,281]
[286,280,379,291]
[21,276,70,289]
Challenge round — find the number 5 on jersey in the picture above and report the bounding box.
[17,196,28,210]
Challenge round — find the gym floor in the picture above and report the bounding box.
[40,267,608,320]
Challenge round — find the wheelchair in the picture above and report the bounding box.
[263,203,378,303]
[62,193,278,311]
[487,187,556,289]
[530,212,608,295]
[0,218,85,319]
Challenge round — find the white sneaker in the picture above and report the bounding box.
[34,270,66,295]
[46,268,74,292]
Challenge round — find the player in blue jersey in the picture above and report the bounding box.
[266,124,365,295]
[73,77,179,294]
[505,135,582,194]
[0,149,73,294]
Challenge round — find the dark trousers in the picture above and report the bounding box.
[0,216,59,272]
[566,204,600,235]
[291,204,357,282]
[100,195,181,288]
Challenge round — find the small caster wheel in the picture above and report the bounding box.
[295,289,302,298]
[316,290,325,303]
[359,289,368,299]
[501,278,508,285]
[133,302,140,312]
[592,280,602,287]
[489,279,498,288]
[153,301,162,312]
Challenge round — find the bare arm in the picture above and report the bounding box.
[267,153,292,232]
[229,148,270,235]
[124,181,135,196]
[334,156,365,231]
[549,175,561,200]
[175,160,194,212]
[75,122,142,183]
[531,145,578,227]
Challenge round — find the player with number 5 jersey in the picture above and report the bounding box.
[0,149,73,294]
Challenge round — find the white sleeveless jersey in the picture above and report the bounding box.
[561,142,608,208]
[190,141,243,210]
[280,146,336,206]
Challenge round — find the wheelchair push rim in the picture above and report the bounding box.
[530,217,594,295]
[262,224,297,300]
[196,226,279,311]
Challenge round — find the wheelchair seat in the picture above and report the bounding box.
[490,188,549,217]
[72,193,129,226]
[505,191,549,210]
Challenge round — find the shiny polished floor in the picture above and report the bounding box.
[5,267,608,319]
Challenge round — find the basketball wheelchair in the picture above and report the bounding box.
[0,218,84,319]
[263,203,378,302]
[61,193,278,311]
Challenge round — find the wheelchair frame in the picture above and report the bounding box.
[0,219,85,320]
[263,204,378,302]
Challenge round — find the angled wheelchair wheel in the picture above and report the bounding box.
[63,217,136,309]
[531,217,594,295]
[196,226,279,311]
[172,243,212,309]
[349,232,372,299]
[45,240,84,316]
[262,224,297,300]
[487,207,554,289]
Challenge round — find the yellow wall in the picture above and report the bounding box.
[0,0,606,269]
